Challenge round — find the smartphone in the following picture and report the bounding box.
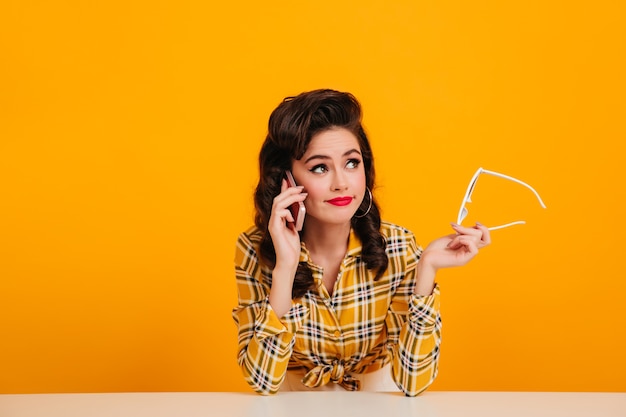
[285,170,306,231]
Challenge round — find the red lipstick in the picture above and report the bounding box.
[327,197,353,206]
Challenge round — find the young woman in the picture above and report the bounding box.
[232,89,490,396]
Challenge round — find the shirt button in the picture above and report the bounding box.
[333,330,341,338]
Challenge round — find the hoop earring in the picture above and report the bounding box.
[355,188,372,218]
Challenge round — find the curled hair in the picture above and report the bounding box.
[253,89,388,298]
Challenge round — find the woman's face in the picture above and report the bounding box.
[291,128,367,227]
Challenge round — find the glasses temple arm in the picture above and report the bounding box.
[481,169,547,208]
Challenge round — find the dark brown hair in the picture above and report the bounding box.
[254,89,388,298]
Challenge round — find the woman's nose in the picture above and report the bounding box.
[331,171,348,191]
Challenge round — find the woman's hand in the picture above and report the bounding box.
[267,179,308,317]
[424,222,491,269]
[414,223,491,295]
[267,179,307,274]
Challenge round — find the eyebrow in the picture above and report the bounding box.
[304,148,362,164]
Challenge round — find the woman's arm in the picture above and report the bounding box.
[386,234,442,396]
[388,223,491,396]
[232,231,309,395]
[266,180,306,317]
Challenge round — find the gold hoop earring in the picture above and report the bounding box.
[355,188,372,218]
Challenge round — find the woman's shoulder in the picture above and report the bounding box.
[380,221,421,260]
[380,220,416,239]
[237,225,263,246]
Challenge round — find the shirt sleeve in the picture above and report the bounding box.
[231,231,309,395]
[385,234,442,396]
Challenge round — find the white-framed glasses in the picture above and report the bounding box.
[457,167,547,231]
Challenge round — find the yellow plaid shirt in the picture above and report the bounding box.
[232,221,441,396]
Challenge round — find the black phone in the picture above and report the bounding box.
[285,170,305,231]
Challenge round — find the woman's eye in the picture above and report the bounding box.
[310,164,328,174]
[346,159,361,169]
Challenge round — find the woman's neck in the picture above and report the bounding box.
[301,220,351,259]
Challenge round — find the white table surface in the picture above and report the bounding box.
[1,391,625,417]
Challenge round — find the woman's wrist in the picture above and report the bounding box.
[273,261,298,280]
[415,254,437,296]
[269,263,297,318]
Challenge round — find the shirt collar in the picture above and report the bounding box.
[346,228,363,258]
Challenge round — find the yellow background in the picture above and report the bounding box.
[1,0,625,394]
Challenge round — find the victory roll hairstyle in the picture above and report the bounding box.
[254,89,388,298]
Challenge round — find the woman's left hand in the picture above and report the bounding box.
[421,222,491,270]
[414,222,491,295]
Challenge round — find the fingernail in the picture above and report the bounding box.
[451,222,461,228]
[476,222,483,226]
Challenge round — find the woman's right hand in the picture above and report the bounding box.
[268,179,307,273]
